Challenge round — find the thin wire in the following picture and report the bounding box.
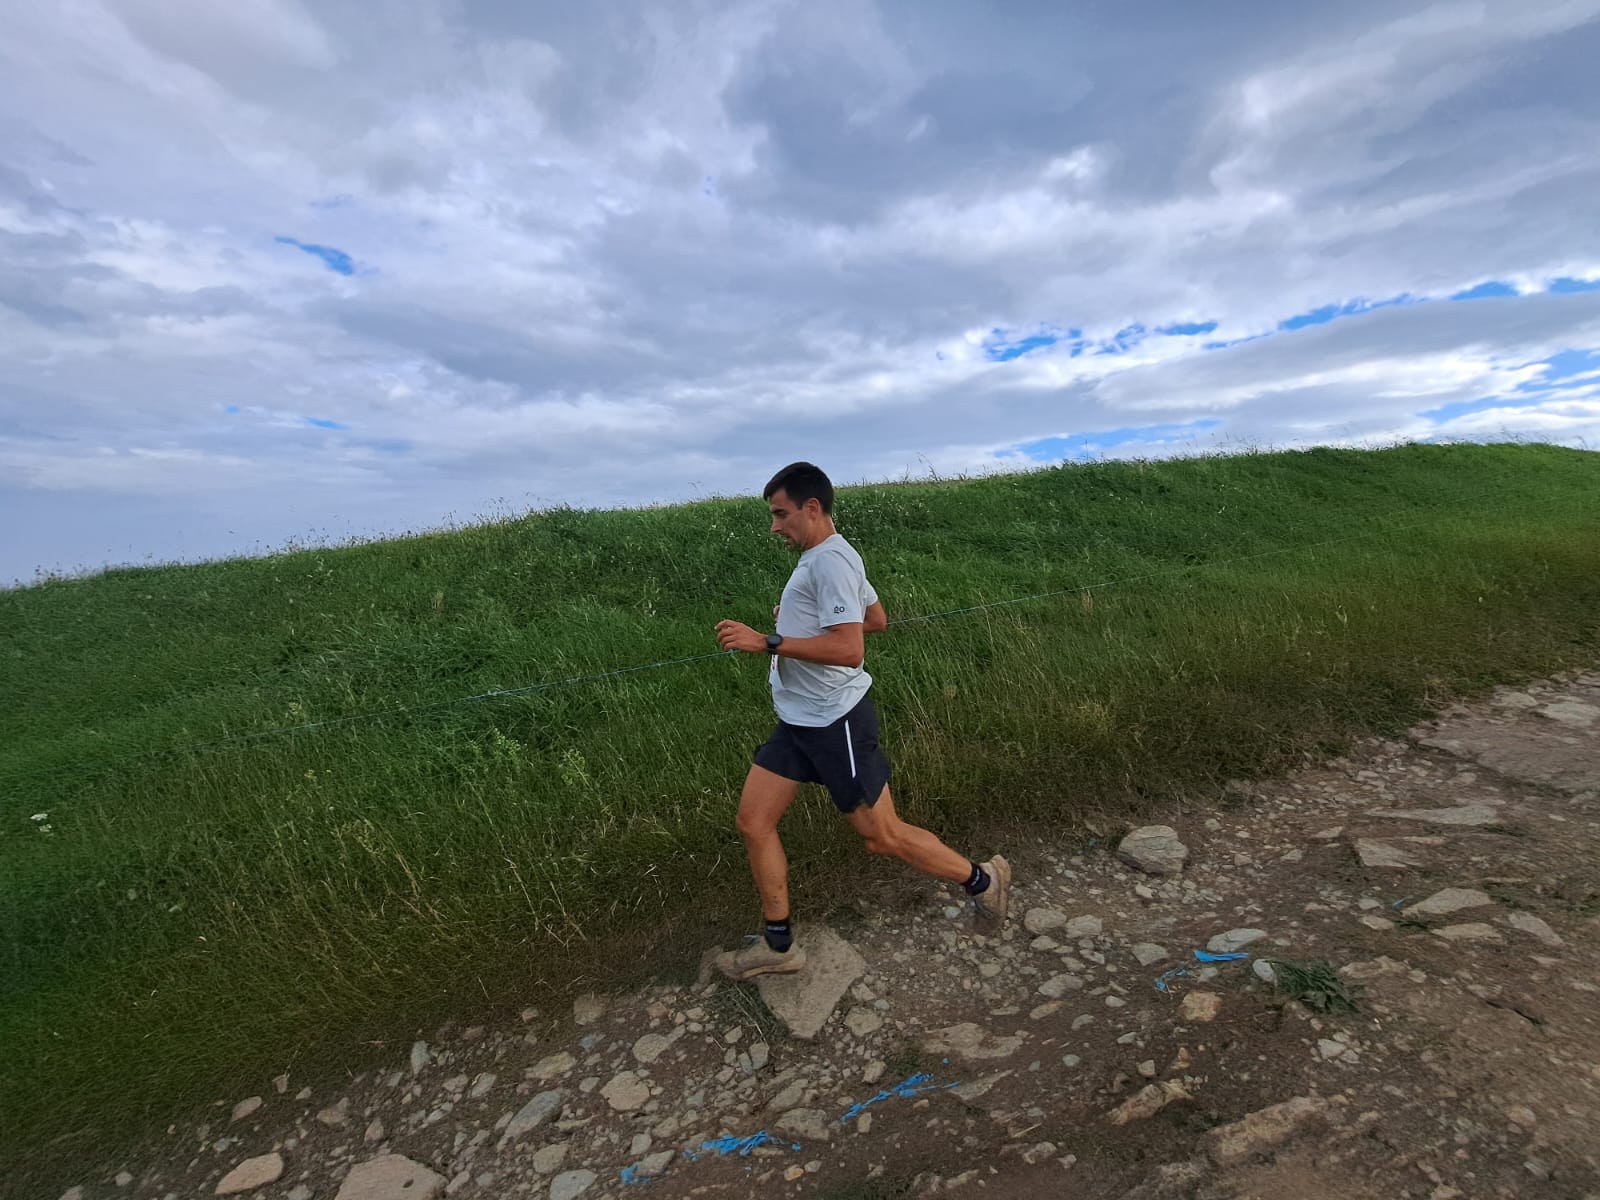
[2,495,1585,790]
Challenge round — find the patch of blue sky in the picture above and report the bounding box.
[1158,320,1218,336]
[1093,323,1148,355]
[223,404,240,414]
[1420,349,1600,423]
[305,416,348,430]
[1279,293,1418,332]
[1012,418,1223,462]
[1203,331,1272,351]
[1418,395,1539,423]
[1514,348,1600,392]
[1549,276,1600,294]
[274,235,355,276]
[984,326,1068,362]
[1450,280,1518,301]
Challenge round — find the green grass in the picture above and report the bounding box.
[1262,958,1363,1014]
[3,442,1599,1189]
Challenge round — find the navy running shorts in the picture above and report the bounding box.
[753,691,893,814]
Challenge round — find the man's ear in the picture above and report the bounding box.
[803,497,823,516]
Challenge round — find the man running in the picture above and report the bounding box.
[712,461,1011,980]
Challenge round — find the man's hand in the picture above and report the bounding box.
[715,619,768,654]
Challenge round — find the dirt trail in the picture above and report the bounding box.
[52,668,1600,1200]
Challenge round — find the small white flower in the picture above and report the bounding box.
[30,812,48,821]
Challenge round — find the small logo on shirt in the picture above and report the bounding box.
[833,605,846,613]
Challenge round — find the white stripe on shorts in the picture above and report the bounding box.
[844,720,857,778]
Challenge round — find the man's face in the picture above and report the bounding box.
[768,489,817,549]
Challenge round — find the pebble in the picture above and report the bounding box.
[215,1153,284,1196]
[530,1052,576,1080]
[1179,992,1222,1022]
[1038,973,1086,999]
[532,1144,568,1174]
[549,1168,596,1200]
[1206,928,1267,953]
[601,1071,650,1112]
[1024,907,1069,935]
[846,1007,884,1036]
[503,1090,564,1142]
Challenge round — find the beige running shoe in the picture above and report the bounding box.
[714,937,807,981]
[973,855,1012,929]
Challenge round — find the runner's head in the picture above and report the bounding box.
[764,462,835,550]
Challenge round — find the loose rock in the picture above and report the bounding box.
[1178,992,1222,1022]
[549,1169,596,1200]
[1206,928,1266,953]
[1117,826,1190,876]
[1404,888,1492,917]
[600,1071,650,1113]
[334,1154,445,1200]
[502,1090,564,1143]
[1205,1096,1330,1167]
[921,1022,1024,1061]
[1024,907,1069,934]
[215,1153,285,1196]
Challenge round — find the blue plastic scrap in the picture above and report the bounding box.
[839,1072,960,1122]
[1156,949,1251,990]
[681,1133,768,1163]
[1153,966,1188,992]
[619,1164,649,1185]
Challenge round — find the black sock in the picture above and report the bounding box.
[764,917,793,953]
[962,862,991,896]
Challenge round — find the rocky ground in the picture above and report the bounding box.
[49,668,1600,1200]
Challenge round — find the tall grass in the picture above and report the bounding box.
[3,442,1598,1190]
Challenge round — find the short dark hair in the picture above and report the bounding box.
[763,462,834,514]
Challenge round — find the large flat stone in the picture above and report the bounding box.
[1404,887,1492,917]
[1117,826,1189,875]
[1354,838,1429,868]
[334,1155,445,1200]
[216,1154,285,1196]
[921,1022,1024,1061]
[1419,716,1600,795]
[1205,1096,1330,1167]
[754,925,865,1040]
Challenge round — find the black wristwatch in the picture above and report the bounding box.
[765,633,784,653]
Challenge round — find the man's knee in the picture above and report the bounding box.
[859,819,903,858]
[736,805,777,841]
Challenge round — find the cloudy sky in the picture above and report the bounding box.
[3,0,1599,585]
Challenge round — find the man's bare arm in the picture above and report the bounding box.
[715,619,865,667]
[864,600,887,635]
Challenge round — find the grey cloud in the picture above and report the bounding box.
[3,0,1600,584]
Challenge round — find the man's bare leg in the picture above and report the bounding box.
[845,784,969,881]
[848,784,1012,926]
[716,765,807,980]
[735,764,801,920]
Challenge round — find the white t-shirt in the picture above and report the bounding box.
[770,533,878,727]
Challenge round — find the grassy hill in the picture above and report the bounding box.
[4,441,1599,1182]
